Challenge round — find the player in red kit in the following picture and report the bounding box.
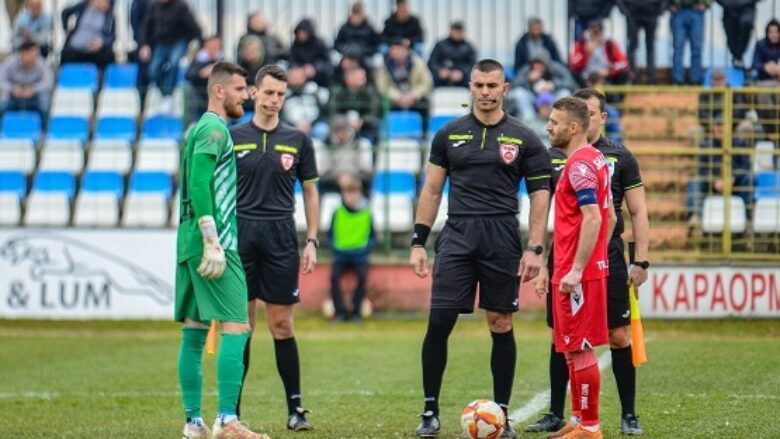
[545,97,616,439]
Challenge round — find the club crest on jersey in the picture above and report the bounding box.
[280,152,294,171]
[499,143,519,164]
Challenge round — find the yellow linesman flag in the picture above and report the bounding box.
[206,320,217,355]
[629,283,648,367]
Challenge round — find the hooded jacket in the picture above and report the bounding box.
[139,0,201,46]
[290,18,333,86]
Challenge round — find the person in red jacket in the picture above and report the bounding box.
[570,20,631,85]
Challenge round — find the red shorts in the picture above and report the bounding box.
[551,278,609,353]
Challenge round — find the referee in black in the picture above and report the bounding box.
[528,88,649,436]
[410,59,552,438]
[230,65,320,431]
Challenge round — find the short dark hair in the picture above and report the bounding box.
[18,40,38,52]
[572,88,606,113]
[255,64,287,85]
[472,59,505,77]
[207,61,248,91]
[552,96,590,132]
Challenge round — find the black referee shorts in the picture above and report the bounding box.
[545,237,630,330]
[431,215,522,314]
[237,218,301,305]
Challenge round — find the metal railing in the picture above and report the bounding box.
[603,85,780,262]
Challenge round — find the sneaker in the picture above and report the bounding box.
[182,419,212,439]
[548,423,576,439]
[526,412,566,432]
[621,413,644,435]
[415,411,441,437]
[558,424,602,439]
[212,418,271,439]
[287,407,313,431]
[500,419,517,438]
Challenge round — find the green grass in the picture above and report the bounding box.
[0,315,778,438]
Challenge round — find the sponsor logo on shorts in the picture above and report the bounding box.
[237,151,250,159]
[292,288,300,297]
[571,284,584,315]
[622,310,630,319]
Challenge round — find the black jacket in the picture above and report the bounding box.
[381,13,424,46]
[427,37,477,77]
[290,19,333,86]
[139,0,200,46]
[334,18,379,59]
[616,0,668,16]
[716,0,761,9]
[514,33,562,72]
[62,0,116,50]
[568,0,615,19]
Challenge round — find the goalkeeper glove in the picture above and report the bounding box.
[196,215,226,280]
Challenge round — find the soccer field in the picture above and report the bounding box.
[1,315,778,439]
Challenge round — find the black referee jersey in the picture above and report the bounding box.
[229,120,319,220]
[592,136,643,238]
[429,112,551,215]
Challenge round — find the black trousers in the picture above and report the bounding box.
[330,258,369,316]
[60,45,115,70]
[722,5,756,62]
[626,14,659,82]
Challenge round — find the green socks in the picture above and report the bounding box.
[217,331,251,416]
[178,327,208,420]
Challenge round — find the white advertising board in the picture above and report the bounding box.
[0,229,176,319]
[638,267,780,318]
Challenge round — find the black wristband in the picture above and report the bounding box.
[411,223,431,247]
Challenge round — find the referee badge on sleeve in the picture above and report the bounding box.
[280,153,295,171]
[499,143,519,164]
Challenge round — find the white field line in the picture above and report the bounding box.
[509,350,613,424]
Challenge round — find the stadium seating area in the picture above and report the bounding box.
[0,62,184,228]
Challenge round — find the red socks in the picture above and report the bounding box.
[565,350,600,427]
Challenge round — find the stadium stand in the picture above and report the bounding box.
[376,139,422,174]
[48,116,89,143]
[95,116,137,143]
[702,195,747,234]
[103,63,139,89]
[386,111,423,140]
[0,139,36,175]
[50,88,94,118]
[0,170,25,225]
[24,171,75,227]
[1,112,42,143]
[121,172,173,227]
[38,139,84,174]
[57,63,99,92]
[86,139,133,175]
[97,89,142,118]
[142,115,183,141]
[371,171,416,233]
[73,171,124,227]
[135,138,180,175]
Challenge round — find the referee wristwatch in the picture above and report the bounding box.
[632,260,650,270]
[306,238,320,249]
[525,245,544,255]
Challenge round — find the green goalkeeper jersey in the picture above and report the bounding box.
[176,112,239,263]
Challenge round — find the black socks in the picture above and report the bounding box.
[421,309,459,415]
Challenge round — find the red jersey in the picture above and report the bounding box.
[552,145,611,283]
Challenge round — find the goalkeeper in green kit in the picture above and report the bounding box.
[174,61,271,439]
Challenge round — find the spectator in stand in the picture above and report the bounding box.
[669,0,710,85]
[617,0,667,83]
[376,37,432,113]
[237,35,264,112]
[60,0,116,69]
[321,116,374,192]
[514,17,563,74]
[12,0,52,57]
[237,12,286,67]
[751,19,780,137]
[522,91,554,145]
[569,0,615,40]
[129,0,147,61]
[380,0,424,54]
[328,65,381,143]
[752,19,780,81]
[570,20,631,85]
[138,0,201,112]
[512,55,577,119]
[717,0,760,68]
[0,41,52,121]
[185,36,223,124]
[289,18,333,87]
[334,1,380,64]
[427,21,477,88]
[686,114,753,227]
[281,64,329,140]
[327,172,375,323]
[332,52,372,89]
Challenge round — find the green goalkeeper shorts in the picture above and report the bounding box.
[174,251,248,323]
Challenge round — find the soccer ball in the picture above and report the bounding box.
[460,399,505,439]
